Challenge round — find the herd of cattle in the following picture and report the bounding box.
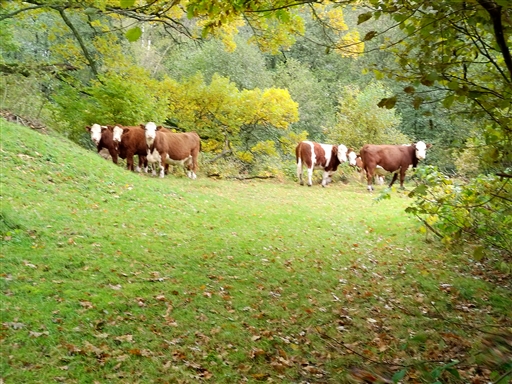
[86,123,200,179]
[86,123,431,191]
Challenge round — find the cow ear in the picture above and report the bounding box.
[140,124,145,129]
[123,128,129,133]
[85,126,91,131]
[332,146,338,155]
[427,143,432,149]
[157,125,164,130]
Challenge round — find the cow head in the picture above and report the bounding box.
[336,144,348,163]
[414,141,431,160]
[144,122,158,148]
[112,125,124,143]
[86,123,105,146]
[347,148,357,166]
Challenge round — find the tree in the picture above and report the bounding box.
[360,0,511,173]
[273,58,336,141]
[162,73,298,164]
[327,82,409,150]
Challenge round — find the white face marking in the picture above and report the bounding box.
[347,150,357,166]
[415,141,427,160]
[88,123,103,145]
[337,144,348,163]
[112,125,124,142]
[144,122,157,147]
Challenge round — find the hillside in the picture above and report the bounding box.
[1,119,511,383]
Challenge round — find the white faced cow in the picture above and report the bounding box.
[85,124,118,164]
[112,125,149,172]
[359,141,431,191]
[296,141,352,187]
[144,122,201,179]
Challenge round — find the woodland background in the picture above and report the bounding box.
[1,0,511,259]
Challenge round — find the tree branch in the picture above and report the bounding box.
[55,7,100,79]
[477,0,512,82]
[0,5,47,21]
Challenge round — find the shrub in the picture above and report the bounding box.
[406,166,512,261]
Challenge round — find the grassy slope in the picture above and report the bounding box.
[1,119,510,383]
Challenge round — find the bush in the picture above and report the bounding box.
[406,166,512,261]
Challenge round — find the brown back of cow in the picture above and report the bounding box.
[360,144,420,191]
[117,126,148,171]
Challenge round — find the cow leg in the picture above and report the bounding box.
[185,157,196,179]
[365,167,374,192]
[108,147,118,165]
[321,171,332,187]
[297,160,304,185]
[388,172,399,188]
[190,152,199,180]
[399,168,407,189]
[126,155,134,171]
[159,152,167,178]
[307,167,314,187]
[135,155,143,172]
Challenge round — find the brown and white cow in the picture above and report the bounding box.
[111,125,148,172]
[85,124,118,164]
[353,154,385,185]
[143,122,201,179]
[359,141,431,191]
[296,141,353,187]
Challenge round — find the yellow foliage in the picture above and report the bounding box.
[51,39,87,69]
[247,14,304,54]
[280,131,309,156]
[259,89,299,129]
[161,73,298,155]
[336,30,364,58]
[236,151,254,163]
[314,6,348,32]
[311,3,362,58]
[202,139,223,153]
[197,18,245,52]
[251,140,277,157]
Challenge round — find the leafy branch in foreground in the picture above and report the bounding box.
[406,166,512,261]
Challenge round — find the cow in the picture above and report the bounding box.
[359,141,431,191]
[143,122,201,179]
[295,141,353,187]
[353,154,385,185]
[85,124,118,164]
[111,125,148,172]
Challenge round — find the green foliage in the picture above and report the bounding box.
[164,37,273,90]
[407,166,512,259]
[51,67,169,142]
[0,20,18,60]
[273,58,336,141]
[327,81,409,150]
[363,0,512,171]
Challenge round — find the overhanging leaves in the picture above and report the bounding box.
[125,27,142,42]
[377,96,397,109]
[120,0,135,9]
[357,12,372,24]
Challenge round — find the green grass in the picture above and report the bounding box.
[1,119,511,383]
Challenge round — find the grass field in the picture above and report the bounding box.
[1,119,511,383]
